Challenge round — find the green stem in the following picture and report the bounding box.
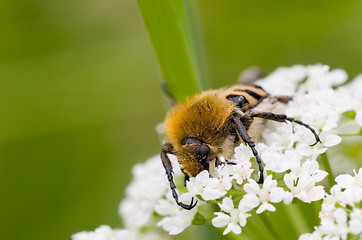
[311,200,322,226]
[258,213,282,240]
[213,227,252,240]
[227,189,246,196]
[137,0,203,101]
[283,203,310,235]
[348,234,362,240]
[338,133,362,137]
[320,152,335,189]
[243,213,276,240]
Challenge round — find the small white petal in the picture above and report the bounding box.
[263,175,277,191]
[295,191,311,202]
[323,134,342,147]
[284,173,296,190]
[349,208,362,234]
[72,225,131,240]
[298,232,322,240]
[212,212,230,228]
[196,170,211,182]
[333,208,347,224]
[312,170,328,183]
[327,69,348,86]
[244,179,260,194]
[356,111,362,126]
[308,186,325,201]
[157,208,197,235]
[256,202,276,214]
[224,223,242,235]
[283,192,294,204]
[238,212,251,227]
[335,174,354,188]
[240,194,260,211]
[218,197,234,213]
[296,143,313,156]
[155,199,175,216]
[270,187,286,203]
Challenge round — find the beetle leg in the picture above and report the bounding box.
[184,175,190,187]
[225,159,237,165]
[231,116,264,184]
[215,157,220,168]
[161,143,197,210]
[276,95,293,104]
[249,112,321,146]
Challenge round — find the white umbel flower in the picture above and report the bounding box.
[119,155,169,228]
[344,74,362,126]
[243,175,287,213]
[212,197,253,235]
[301,167,362,240]
[298,232,323,240]
[284,160,327,203]
[155,191,197,235]
[71,225,167,240]
[71,225,132,240]
[186,169,233,201]
[349,208,362,235]
[331,168,362,205]
[318,208,349,240]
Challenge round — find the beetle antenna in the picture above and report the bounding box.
[161,82,177,106]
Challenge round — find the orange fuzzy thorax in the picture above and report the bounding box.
[164,90,235,151]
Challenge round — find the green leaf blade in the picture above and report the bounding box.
[137,0,203,101]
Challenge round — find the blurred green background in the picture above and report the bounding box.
[1,0,361,239]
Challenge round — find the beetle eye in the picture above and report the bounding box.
[181,136,199,145]
[227,94,247,107]
[199,145,210,157]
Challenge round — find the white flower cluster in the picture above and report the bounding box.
[122,155,198,235]
[299,168,362,240]
[72,65,362,239]
[71,225,128,240]
[70,225,165,240]
[119,156,169,229]
[344,74,362,127]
